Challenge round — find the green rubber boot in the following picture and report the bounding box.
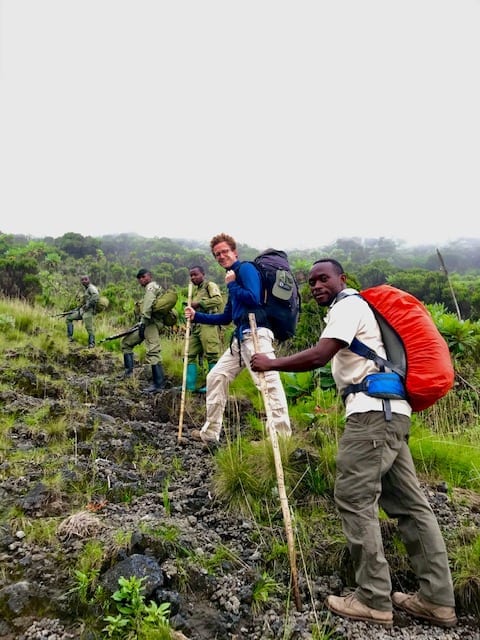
[186,363,198,392]
[196,362,216,394]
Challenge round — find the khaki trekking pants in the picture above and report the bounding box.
[334,411,455,612]
[200,327,291,442]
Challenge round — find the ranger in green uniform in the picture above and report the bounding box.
[121,269,167,393]
[186,266,223,392]
[66,275,99,348]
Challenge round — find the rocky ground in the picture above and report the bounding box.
[0,346,479,639]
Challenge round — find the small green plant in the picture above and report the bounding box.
[162,477,171,516]
[193,543,243,575]
[68,568,102,606]
[311,615,343,639]
[251,571,281,614]
[171,455,183,474]
[103,575,171,639]
[4,505,30,531]
[78,539,104,570]
[110,529,133,555]
[282,368,335,403]
[133,443,165,475]
[155,524,181,544]
[265,539,289,565]
[0,313,15,329]
[68,539,105,606]
[138,523,188,559]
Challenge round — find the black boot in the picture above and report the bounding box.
[88,333,95,348]
[143,364,166,393]
[67,322,74,342]
[122,353,134,378]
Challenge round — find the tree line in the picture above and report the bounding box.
[1,231,480,322]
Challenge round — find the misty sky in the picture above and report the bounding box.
[1,0,479,250]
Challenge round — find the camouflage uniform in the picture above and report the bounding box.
[121,269,167,392]
[66,276,99,347]
[121,279,163,365]
[183,266,223,392]
[189,279,223,367]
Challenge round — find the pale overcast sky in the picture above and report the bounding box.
[1,1,479,250]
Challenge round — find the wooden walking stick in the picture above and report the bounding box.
[248,313,302,612]
[178,282,193,442]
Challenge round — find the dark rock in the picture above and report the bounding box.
[100,553,164,596]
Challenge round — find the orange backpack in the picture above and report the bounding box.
[349,285,455,412]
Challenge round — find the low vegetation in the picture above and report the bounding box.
[0,234,480,637]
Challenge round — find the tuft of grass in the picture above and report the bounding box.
[251,571,281,614]
[109,529,133,555]
[423,388,480,435]
[170,455,183,475]
[311,615,344,639]
[409,424,480,491]
[23,516,61,545]
[162,477,171,516]
[76,540,105,580]
[133,443,165,475]
[150,523,182,544]
[212,438,277,514]
[213,433,336,516]
[68,539,106,608]
[451,533,480,616]
[188,542,244,576]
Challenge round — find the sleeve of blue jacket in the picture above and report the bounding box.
[193,261,261,327]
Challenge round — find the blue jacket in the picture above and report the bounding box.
[193,260,263,337]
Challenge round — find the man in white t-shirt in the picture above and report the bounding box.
[251,258,456,630]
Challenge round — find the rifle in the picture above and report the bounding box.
[98,325,139,344]
[51,307,80,318]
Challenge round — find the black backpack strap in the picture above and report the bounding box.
[342,380,393,422]
[349,338,405,377]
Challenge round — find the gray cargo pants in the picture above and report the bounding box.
[334,411,455,612]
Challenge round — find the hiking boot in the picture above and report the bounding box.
[190,429,218,449]
[392,592,457,627]
[326,593,393,627]
[190,429,212,443]
[249,439,269,448]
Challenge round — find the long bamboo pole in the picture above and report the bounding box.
[437,249,462,321]
[248,313,302,612]
[178,282,193,441]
